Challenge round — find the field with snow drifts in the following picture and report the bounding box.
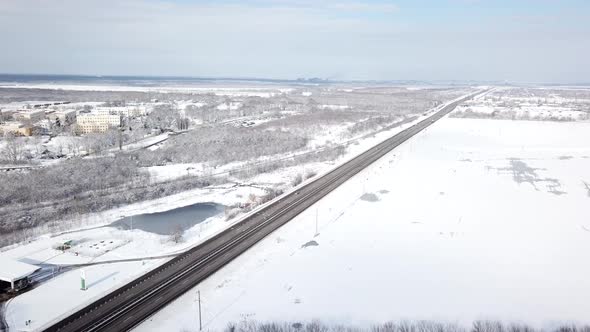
[451,87,590,122]
[136,117,590,331]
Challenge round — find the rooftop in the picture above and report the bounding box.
[0,258,40,282]
[0,121,26,128]
[16,109,45,113]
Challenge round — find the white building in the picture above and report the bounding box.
[34,119,52,132]
[0,258,40,291]
[76,114,121,134]
[47,109,77,126]
[94,106,146,118]
[13,109,45,123]
[0,109,16,122]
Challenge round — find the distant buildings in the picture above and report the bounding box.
[35,119,53,133]
[31,101,70,108]
[0,122,33,136]
[47,109,77,126]
[0,257,40,292]
[75,114,121,134]
[0,102,147,136]
[13,109,45,123]
[0,109,16,122]
[94,106,146,118]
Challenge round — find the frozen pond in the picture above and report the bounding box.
[111,202,224,235]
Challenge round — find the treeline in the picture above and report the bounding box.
[0,156,145,206]
[0,87,218,104]
[491,87,590,101]
[259,109,372,131]
[133,126,308,167]
[0,155,226,247]
[449,109,589,122]
[287,87,461,114]
[345,115,402,137]
[185,97,275,124]
[228,144,345,179]
[222,320,590,332]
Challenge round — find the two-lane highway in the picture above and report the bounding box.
[43,89,486,332]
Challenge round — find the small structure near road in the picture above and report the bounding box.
[0,258,40,293]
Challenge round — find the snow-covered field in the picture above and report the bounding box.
[452,87,590,121]
[135,117,590,331]
[453,103,589,121]
[1,103,444,331]
[0,83,292,97]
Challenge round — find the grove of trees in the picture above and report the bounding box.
[0,85,469,247]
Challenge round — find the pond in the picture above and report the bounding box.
[111,202,225,235]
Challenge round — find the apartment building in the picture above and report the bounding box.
[47,109,77,125]
[13,109,45,123]
[94,106,146,118]
[75,114,121,134]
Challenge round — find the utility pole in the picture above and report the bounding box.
[315,208,319,237]
[197,290,202,331]
[119,126,123,151]
[80,269,87,291]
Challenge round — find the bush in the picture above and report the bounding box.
[168,225,184,244]
[291,173,304,187]
[224,207,241,221]
[304,170,318,180]
[135,126,308,167]
[259,188,284,205]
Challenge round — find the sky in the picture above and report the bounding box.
[0,0,589,83]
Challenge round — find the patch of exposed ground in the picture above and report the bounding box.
[360,193,379,202]
[489,158,566,195]
[301,240,319,248]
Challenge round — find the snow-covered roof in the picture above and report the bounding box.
[0,258,40,282]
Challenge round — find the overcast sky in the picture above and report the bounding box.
[0,0,589,83]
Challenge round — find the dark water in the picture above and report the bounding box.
[111,202,224,235]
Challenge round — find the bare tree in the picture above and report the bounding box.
[2,133,26,163]
[146,104,178,130]
[169,225,184,244]
[176,117,190,130]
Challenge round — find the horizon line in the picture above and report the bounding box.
[0,72,588,86]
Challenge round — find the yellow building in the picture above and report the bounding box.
[0,122,33,136]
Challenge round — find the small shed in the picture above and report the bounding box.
[0,258,40,291]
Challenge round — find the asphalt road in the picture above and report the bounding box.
[43,90,486,332]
